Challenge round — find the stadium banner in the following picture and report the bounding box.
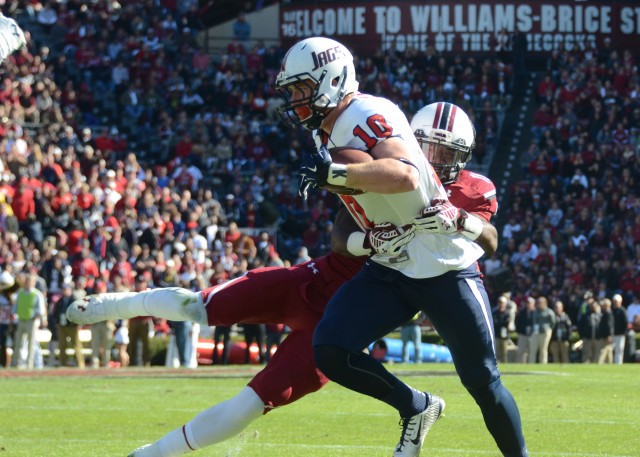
[279,1,640,54]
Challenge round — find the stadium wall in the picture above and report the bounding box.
[204,3,281,51]
[279,1,640,55]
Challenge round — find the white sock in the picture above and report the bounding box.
[101,288,207,325]
[187,386,265,447]
[157,428,193,457]
[138,387,265,457]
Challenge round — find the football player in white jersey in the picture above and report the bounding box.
[277,37,527,457]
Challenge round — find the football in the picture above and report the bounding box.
[329,146,373,165]
[322,147,373,195]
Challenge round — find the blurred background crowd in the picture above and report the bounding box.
[0,0,639,369]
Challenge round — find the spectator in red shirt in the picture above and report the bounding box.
[94,128,116,153]
[531,103,554,139]
[226,37,245,56]
[567,262,585,287]
[619,261,637,294]
[580,141,597,167]
[172,163,196,190]
[246,134,271,166]
[245,45,263,73]
[536,74,556,103]
[111,250,134,288]
[574,189,594,213]
[66,222,88,258]
[174,131,193,159]
[224,221,242,248]
[10,181,35,223]
[51,181,73,213]
[532,246,555,275]
[556,79,580,104]
[528,153,553,178]
[612,64,629,96]
[76,183,95,210]
[71,245,100,290]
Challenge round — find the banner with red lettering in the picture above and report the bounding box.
[280,1,640,54]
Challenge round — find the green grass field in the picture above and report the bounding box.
[2,364,639,456]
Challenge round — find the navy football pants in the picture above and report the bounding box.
[313,261,528,457]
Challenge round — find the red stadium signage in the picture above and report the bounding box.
[280,1,640,54]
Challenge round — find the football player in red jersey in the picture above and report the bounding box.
[66,103,510,457]
[66,213,414,457]
[411,101,499,256]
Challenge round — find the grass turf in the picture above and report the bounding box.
[1,363,639,456]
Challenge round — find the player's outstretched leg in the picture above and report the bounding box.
[393,393,445,457]
[128,387,264,457]
[0,15,26,63]
[127,444,151,457]
[66,288,207,325]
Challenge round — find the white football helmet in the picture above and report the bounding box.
[410,102,476,184]
[275,37,359,130]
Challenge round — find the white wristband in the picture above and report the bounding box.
[460,213,484,240]
[327,163,348,186]
[346,231,371,256]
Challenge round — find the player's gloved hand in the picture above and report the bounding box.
[0,15,26,63]
[413,199,464,234]
[365,222,415,255]
[298,145,333,199]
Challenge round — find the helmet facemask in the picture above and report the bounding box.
[275,37,359,131]
[411,102,476,184]
[277,66,350,130]
[416,129,474,184]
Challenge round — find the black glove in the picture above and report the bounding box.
[298,145,333,199]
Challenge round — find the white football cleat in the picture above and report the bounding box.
[393,393,445,457]
[66,292,135,324]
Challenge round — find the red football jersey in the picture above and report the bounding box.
[446,169,497,222]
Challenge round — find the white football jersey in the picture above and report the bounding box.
[321,94,484,278]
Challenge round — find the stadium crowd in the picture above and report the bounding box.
[0,0,638,368]
[489,38,640,363]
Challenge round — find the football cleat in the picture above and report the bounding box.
[66,292,134,324]
[393,393,445,457]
